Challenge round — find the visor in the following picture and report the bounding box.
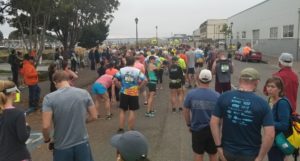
[4,86,20,94]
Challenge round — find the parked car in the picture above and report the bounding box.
[234,47,262,62]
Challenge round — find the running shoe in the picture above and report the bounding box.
[145,112,155,117]
[172,108,176,112]
[179,107,183,111]
[150,110,156,114]
[117,128,125,134]
[105,114,112,120]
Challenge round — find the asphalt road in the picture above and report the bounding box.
[14,59,300,161]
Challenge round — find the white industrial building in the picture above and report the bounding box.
[228,0,300,60]
[192,19,227,48]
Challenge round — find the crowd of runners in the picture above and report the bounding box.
[0,43,299,161]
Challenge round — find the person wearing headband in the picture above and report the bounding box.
[0,80,31,161]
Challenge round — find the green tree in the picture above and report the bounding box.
[8,30,22,39]
[78,22,109,48]
[0,0,9,24]
[49,0,119,51]
[0,30,3,40]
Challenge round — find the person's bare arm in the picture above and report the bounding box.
[255,126,275,161]
[42,111,53,142]
[183,108,191,128]
[86,105,98,123]
[210,115,227,161]
[211,60,217,75]
[111,82,116,103]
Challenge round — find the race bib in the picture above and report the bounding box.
[221,64,229,73]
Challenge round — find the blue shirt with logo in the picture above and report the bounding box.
[213,90,274,156]
[184,88,220,131]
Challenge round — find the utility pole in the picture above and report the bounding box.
[297,8,300,61]
[155,26,158,46]
[135,17,139,49]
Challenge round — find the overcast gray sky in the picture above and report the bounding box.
[1,0,265,39]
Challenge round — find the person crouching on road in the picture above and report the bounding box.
[92,74,115,120]
[169,56,184,112]
[42,70,98,161]
[184,69,220,161]
[0,80,31,161]
[111,130,150,161]
[145,56,157,117]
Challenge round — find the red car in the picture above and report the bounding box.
[234,48,262,62]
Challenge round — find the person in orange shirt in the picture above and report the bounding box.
[243,43,252,62]
[21,54,40,114]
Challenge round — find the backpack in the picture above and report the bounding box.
[217,59,232,73]
[274,98,300,157]
[169,64,181,80]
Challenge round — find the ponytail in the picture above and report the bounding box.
[0,80,16,114]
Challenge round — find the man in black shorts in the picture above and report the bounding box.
[169,57,184,112]
[184,69,220,161]
[114,56,147,133]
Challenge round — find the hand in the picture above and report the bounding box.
[48,142,54,151]
[217,148,227,161]
[254,156,263,161]
[111,98,117,104]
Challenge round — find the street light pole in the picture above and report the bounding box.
[297,8,300,61]
[230,22,233,50]
[135,17,139,49]
[155,26,158,46]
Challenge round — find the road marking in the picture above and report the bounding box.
[26,132,43,145]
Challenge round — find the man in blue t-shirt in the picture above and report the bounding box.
[184,69,220,161]
[210,68,275,161]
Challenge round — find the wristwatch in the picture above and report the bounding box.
[215,144,222,148]
[44,138,51,143]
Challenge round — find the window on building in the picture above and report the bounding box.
[236,32,240,39]
[283,25,294,38]
[269,27,278,39]
[242,31,246,38]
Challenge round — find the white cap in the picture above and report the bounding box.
[199,69,212,83]
[279,53,293,67]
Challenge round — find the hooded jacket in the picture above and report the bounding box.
[21,60,39,85]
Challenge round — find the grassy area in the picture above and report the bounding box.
[0,49,55,57]
[0,70,12,74]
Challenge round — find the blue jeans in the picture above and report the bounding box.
[28,84,40,108]
[268,146,285,161]
[53,142,94,161]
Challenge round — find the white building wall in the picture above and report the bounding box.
[228,0,300,58]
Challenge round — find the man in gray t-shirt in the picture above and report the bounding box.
[186,49,196,88]
[42,70,97,161]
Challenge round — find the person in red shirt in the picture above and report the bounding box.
[273,53,299,113]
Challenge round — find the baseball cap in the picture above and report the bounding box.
[279,53,293,67]
[172,56,178,61]
[199,69,212,83]
[150,49,155,54]
[111,131,148,161]
[240,68,260,80]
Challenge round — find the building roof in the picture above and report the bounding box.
[228,0,269,19]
